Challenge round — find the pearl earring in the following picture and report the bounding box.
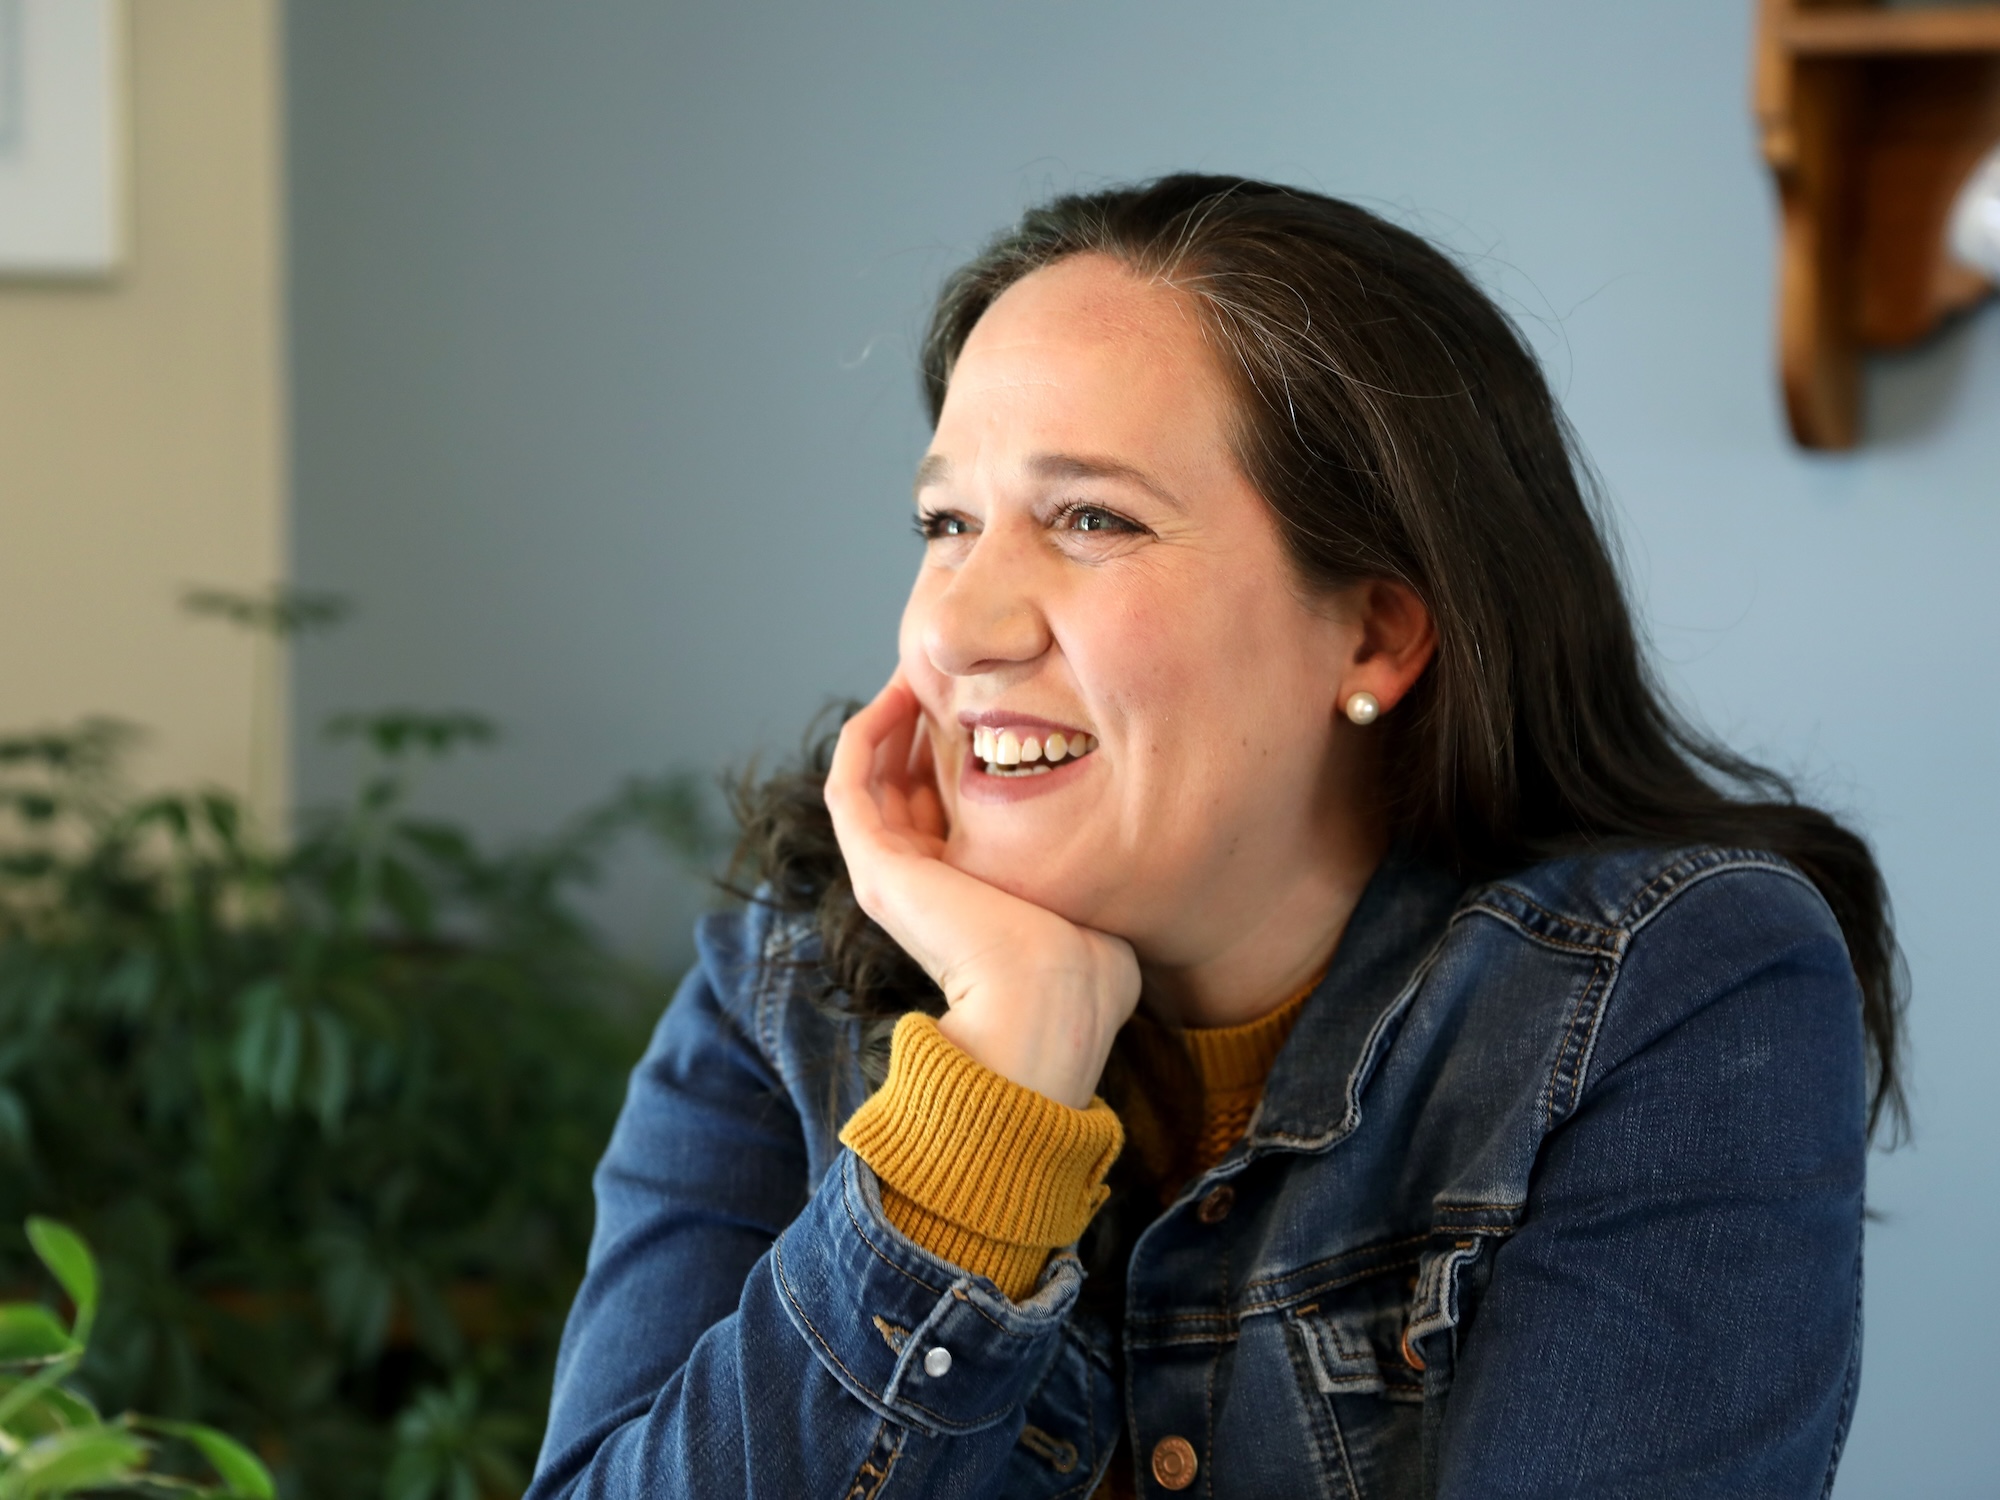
[1343,692,1380,726]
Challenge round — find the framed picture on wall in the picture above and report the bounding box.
[0,0,122,277]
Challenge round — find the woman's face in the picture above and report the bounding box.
[899,254,1374,968]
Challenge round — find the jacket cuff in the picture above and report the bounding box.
[769,1152,1088,1437]
[838,1013,1124,1298]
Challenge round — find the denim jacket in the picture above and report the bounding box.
[530,844,1866,1499]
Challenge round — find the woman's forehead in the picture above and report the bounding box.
[958,254,1210,366]
[936,259,1235,470]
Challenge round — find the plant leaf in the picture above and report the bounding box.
[182,585,351,638]
[325,711,497,760]
[199,790,243,849]
[0,1304,79,1365]
[0,1374,99,1437]
[0,1425,149,1495]
[25,1218,98,1339]
[9,792,57,824]
[309,1010,353,1132]
[232,978,285,1098]
[267,1008,303,1113]
[138,1418,277,1499]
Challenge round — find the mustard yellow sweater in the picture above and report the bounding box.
[837,983,1313,1302]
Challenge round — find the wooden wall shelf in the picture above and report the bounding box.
[1755,0,2000,448]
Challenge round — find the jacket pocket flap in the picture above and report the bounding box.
[1286,1303,1390,1395]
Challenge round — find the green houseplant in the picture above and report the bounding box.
[1,1216,273,1497]
[0,597,714,1499]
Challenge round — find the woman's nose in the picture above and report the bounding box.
[921,541,1052,678]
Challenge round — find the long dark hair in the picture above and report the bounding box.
[736,175,1906,1166]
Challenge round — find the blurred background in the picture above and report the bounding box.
[3,0,1995,1495]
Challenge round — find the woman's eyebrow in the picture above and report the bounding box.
[912,451,1184,508]
[913,453,951,495]
[1030,453,1184,509]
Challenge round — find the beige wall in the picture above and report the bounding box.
[0,0,287,825]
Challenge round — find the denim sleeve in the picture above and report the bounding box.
[1434,866,1869,1500]
[528,911,1083,1499]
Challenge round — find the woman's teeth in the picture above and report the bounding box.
[971,725,1098,776]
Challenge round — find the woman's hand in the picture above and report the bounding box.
[823,674,1140,1109]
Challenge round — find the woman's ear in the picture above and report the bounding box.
[1338,579,1436,719]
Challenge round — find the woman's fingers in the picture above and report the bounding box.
[826,677,912,827]
[906,721,949,842]
[826,672,949,906]
[828,676,910,784]
[874,683,920,789]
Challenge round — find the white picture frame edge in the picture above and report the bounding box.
[0,0,126,279]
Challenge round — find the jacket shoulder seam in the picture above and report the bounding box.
[1616,849,1822,939]
[1567,852,1830,1116]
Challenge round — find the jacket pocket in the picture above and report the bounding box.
[1281,1256,1437,1500]
[1285,1289,1424,1405]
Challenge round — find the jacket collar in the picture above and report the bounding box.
[1246,846,1468,1152]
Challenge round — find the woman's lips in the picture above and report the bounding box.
[951,710,1099,803]
[955,742,1094,804]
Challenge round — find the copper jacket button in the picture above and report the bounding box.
[1401,1326,1426,1371]
[1196,1184,1234,1224]
[1150,1435,1198,1490]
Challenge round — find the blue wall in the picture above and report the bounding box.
[286,3,2000,1491]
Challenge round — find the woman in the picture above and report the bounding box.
[529,176,1901,1499]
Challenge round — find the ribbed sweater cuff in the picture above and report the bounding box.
[839,1013,1125,1300]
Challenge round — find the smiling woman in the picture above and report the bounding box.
[528,177,1903,1500]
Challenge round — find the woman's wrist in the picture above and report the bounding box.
[935,985,1116,1110]
[841,1012,1125,1299]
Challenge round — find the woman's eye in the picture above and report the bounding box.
[1058,504,1138,535]
[914,511,972,540]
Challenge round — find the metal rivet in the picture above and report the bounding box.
[923,1345,952,1378]
[1196,1184,1235,1224]
[1150,1435,1198,1490]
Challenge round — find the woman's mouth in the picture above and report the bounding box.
[969,724,1099,778]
